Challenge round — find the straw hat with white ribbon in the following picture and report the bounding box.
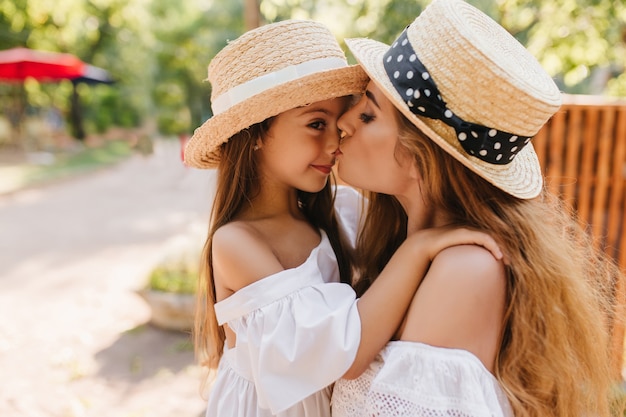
[345,0,562,199]
[184,19,368,169]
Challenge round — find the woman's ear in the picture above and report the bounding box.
[254,138,262,151]
[398,145,419,181]
[407,160,420,181]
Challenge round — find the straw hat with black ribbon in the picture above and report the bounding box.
[345,0,562,199]
[184,19,368,169]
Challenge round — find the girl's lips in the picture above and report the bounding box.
[311,164,333,175]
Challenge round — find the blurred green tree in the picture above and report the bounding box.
[150,0,244,136]
[494,0,626,95]
[0,0,152,141]
[0,0,623,149]
[259,0,626,96]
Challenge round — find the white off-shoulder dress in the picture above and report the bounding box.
[205,186,363,417]
[332,341,514,417]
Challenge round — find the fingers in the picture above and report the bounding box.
[442,229,503,261]
[474,233,503,261]
[415,227,505,262]
[469,231,509,264]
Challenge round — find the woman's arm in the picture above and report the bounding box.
[344,228,503,378]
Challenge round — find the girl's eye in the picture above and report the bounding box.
[309,120,327,130]
[359,113,375,123]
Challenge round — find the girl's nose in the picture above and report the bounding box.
[325,128,340,154]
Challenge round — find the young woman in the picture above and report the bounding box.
[332,1,621,416]
[184,19,503,417]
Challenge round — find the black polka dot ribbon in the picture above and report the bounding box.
[383,27,530,165]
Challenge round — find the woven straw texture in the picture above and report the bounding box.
[185,20,368,169]
[346,0,562,199]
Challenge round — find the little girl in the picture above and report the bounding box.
[184,20,503,417]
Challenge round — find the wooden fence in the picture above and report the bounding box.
[533,94,626,378]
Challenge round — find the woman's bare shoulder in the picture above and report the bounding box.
[431,244,506,289]
[398,244,507,369]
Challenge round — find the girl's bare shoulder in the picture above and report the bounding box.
[211,222,284,293]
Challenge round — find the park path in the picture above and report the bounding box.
[0,140,215,417]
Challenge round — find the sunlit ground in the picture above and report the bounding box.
[0,139,214,417]
[0,139,133,194]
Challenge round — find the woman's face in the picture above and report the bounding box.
[336,81,416,195]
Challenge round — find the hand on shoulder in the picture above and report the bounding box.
[397,244,506,371]
[406,226,503,262]
[212,222,285,298]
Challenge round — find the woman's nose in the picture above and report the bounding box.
[337,109,355,139]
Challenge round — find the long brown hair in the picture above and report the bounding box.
[193,119,353,386]
[354,110,622,417]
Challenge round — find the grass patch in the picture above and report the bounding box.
[147,259,198,295]
[0,140,133,194]
[31,140,133,181]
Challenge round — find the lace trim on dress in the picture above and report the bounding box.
[332,341,513,417]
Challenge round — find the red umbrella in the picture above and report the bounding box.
[0,48,87,148]
[0,47,86,81]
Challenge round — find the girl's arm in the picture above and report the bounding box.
[210,219,502,411]
[343,227,503,378]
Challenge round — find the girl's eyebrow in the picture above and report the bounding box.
[300,107,334,116]
[365,90,380,109]
[304,107,331,114]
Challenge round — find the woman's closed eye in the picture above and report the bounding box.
[359,113,375,123]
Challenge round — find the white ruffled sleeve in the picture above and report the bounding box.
[214,234,361,414]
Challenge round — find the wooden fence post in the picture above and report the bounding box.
[536,94,626,380]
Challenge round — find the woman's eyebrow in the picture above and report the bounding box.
[365,90,380,109]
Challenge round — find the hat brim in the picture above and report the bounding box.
[345,37,544,199]
[184,65,368,169]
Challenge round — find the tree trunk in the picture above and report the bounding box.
[69,83,86,141]
[244,0,261,30]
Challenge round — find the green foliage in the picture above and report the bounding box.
[150,0,244,136]
[0,0,153,139]
[261,0,625,96]
[0,0,623,143]
[347,0,430,45]
[145,231,202,295]
[147,258,198,295]
[59,139,132,167]
[0,0,31,49]
[607,72,626,97]
[492,0,626,94]
[156,111,190,136]
[82,88,142,133]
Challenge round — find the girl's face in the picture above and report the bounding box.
[257,97,348,193]
[336,81,416,195]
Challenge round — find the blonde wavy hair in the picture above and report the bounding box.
[193,119,353,396]
[353,109,624,417]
